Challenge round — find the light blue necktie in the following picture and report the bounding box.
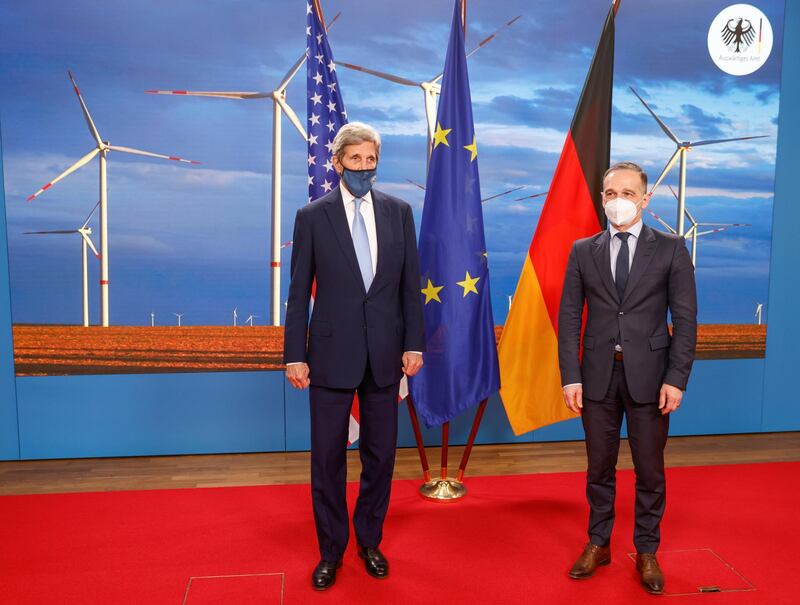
[352,197,374,290]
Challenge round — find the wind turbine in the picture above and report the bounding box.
[245,314,259,326]
[404,177,524,203]
[145,13,341,328]
[150,312,155,327]
[755,303,763,325]
[233,307,239,327]
[507,295,513,312]
[661,185,749,266]
[24,202,100,327]
[339,15,521,160]
[26,71,199,328]
[173,313,184,327]
[629,86,767,236]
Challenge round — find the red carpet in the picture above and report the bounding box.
[1,462,798,604]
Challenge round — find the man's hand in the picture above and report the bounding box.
[659,383,683,415]
[286,363,311,390]
[402,352,423,377]
[563,384,583,414]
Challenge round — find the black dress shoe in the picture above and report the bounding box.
[357,545,389,579]
[311,559,342,591]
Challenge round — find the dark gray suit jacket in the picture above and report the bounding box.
[283,187,426,389]
[558,223,697,403]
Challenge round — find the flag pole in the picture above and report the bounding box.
[456,398,487,482]
[440,422,449,480]
[405,396,432,482]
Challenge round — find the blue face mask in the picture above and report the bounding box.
[342,167,377,198]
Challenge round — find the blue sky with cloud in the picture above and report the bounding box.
[0,0,785,326]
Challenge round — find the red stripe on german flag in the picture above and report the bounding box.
[499,2,617,435]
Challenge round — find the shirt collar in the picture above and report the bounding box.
[609,218,643,240]
[339,182,373,206]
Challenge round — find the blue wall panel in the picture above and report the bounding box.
[16,371,285,459]
[762,0,800,432]
[0,123,20,460]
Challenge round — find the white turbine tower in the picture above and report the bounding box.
[150,312,155,327]
[245,314,259,326]
[233,307,239,327]
[173,313,184,327]
[145,13,341,327]
[339,15,521,160]
[26,71,199,328]
[755,303,763,325]
[24,202,100,327]
[629,87,767,236]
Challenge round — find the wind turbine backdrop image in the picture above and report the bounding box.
[0,0,783,375]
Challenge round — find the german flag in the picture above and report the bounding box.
[499,0,618,435]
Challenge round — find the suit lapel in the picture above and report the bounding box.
[621,224,658,304]
[323,188,366,294]
[591,231,619,303]
[369,190,391,295]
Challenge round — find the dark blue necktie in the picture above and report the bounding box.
[615,232,631,300]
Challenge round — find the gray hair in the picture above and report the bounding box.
[331,122,382,162]
[603,161,648,192]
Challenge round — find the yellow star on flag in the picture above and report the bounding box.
[421,279,444,304]
[456,271,480,297]
[432,122,452,149]
[464,135,478,161]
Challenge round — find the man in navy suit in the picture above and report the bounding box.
[283,122,426,591]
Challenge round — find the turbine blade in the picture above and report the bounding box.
[275,96,307,140]
[278,54,307,92]
[690,135,769,147]
[404,177,426,191]
[144,90,270,99]
[481,185,526,203]
[24,230,78,235]
[667,184,680,202]
[26,148,100,202]
[629,87,680,145]
[108,145,200,164]
[82,200,101,228]
[336,61,419,87]
[80,231,101,257]
[649,149,680,194]
[67,71,103,146]
[327,11,342,30]
[683,207,698,225]
[513,190,548,201]
[466,15,522,59]
[647,209,676,234]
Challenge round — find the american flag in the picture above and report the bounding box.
[305,1,408,445]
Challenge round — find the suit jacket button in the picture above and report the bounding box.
[618,311,624,315]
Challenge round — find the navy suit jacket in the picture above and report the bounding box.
[558,224,698,403]
[283,187,426,389]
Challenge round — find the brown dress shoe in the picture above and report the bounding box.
[569,543,611,579]
[636,553,665,594]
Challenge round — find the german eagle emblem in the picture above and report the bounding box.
[722,18,755,53]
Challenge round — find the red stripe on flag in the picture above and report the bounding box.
[529,133,601,332]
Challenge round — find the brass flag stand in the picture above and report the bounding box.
[406,396,489,502]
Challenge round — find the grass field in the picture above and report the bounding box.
[12,323,766,376]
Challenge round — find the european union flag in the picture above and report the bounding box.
[409,0,500,427]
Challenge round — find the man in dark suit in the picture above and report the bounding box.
[558,162,697,595]
[283,122,426,591]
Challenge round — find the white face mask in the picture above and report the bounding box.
[604,197,640,227]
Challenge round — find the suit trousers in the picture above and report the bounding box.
[582,358,669,553]
[309,362,400,561]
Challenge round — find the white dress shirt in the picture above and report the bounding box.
[609,218,643,279]
[340,183,378,275]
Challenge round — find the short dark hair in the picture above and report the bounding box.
[603,162,648,192]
